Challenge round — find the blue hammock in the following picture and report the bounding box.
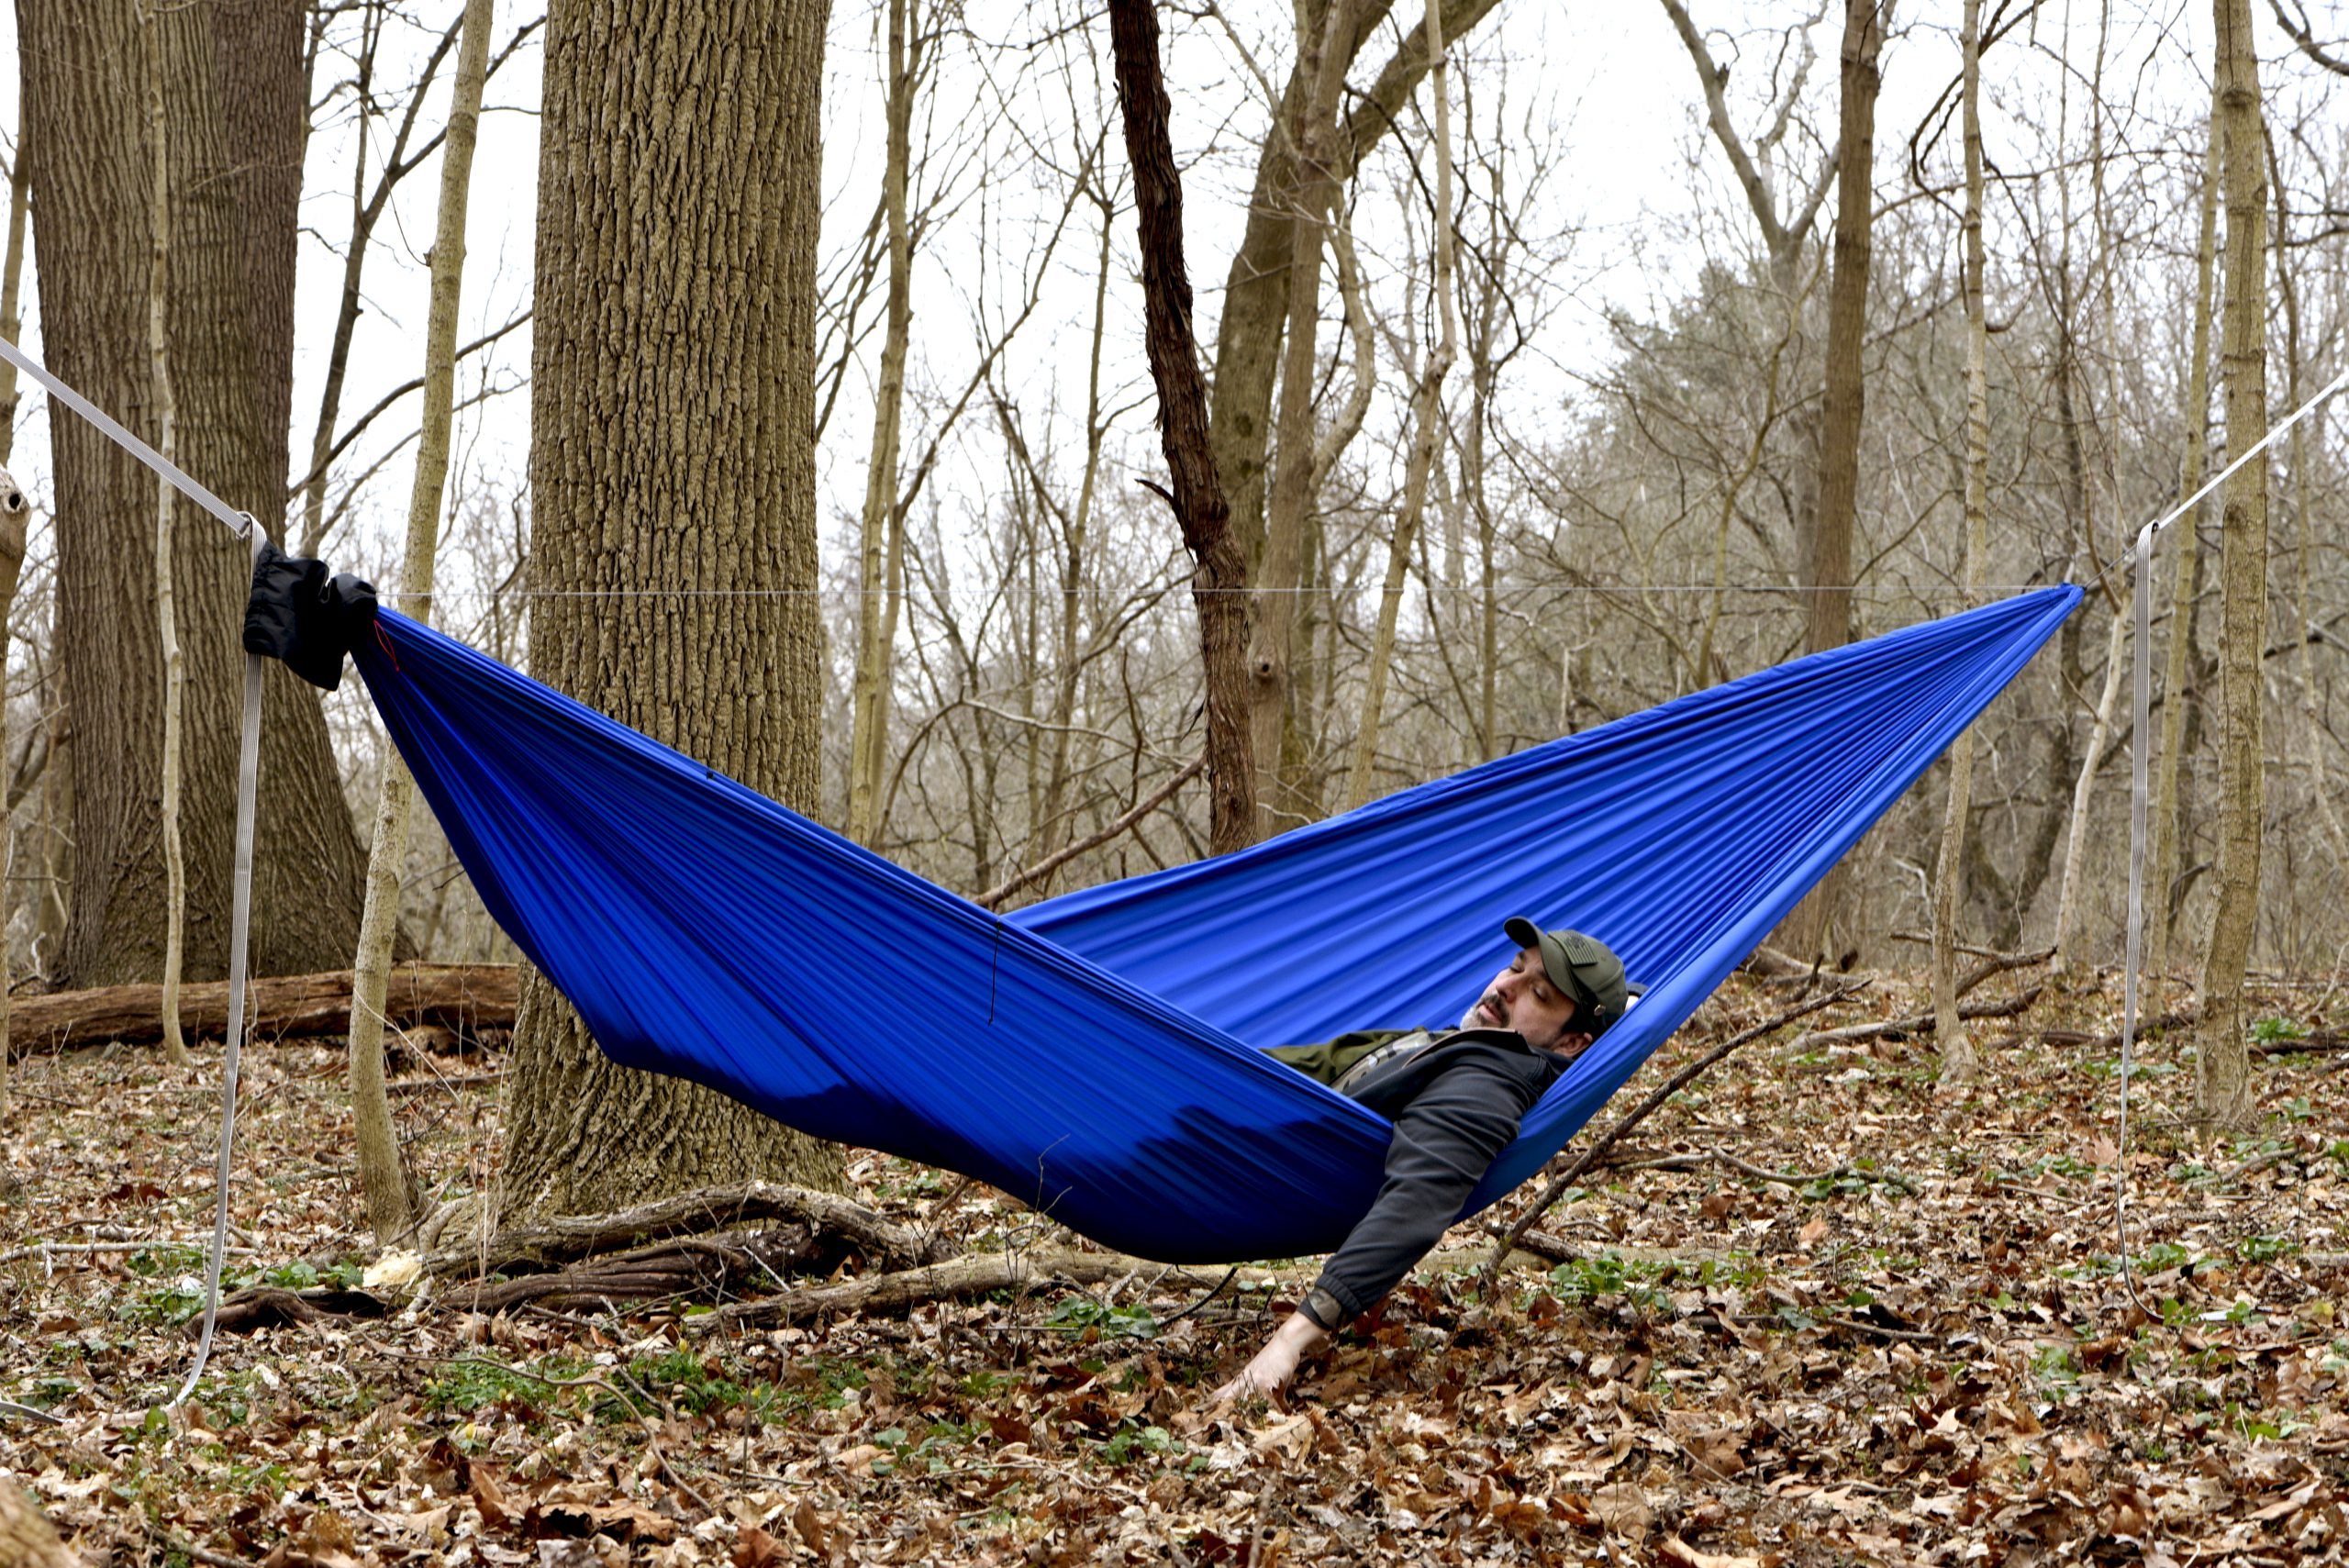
[350,585,2078,1264]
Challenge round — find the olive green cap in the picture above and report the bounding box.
[1502,918,1629,1036]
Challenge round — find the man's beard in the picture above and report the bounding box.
[1461,996,1496,1031]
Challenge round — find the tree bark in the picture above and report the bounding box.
[1783,0,1885,964]
[350,0,496,1250]
[1106,0,1257,855]
[2149,95,2223,986]
[1207,0,1503,570]
[2197,0,2267,1133]
[0,479,24,1118]
[844,0,918,848]
[17,0,370,991]
[10,962,514,1051]
[1346,0,1456,813]
[146,0,194,1069]
[2268,130,2349,884]
[1934,0,1991,1086]
[0,1479,85,1568]
[497,0,844,1224]
[1247,0,1356,835]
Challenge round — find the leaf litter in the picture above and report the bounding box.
[3,971,2345,1565]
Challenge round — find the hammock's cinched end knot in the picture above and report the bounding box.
[243,539,379,692]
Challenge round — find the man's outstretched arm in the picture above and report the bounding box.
[1212,1052,1542,1403]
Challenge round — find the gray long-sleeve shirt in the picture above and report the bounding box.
[1278,1028,1566,1322]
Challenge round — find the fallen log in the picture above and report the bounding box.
[421,1180,947,1278]
[697,1245,1267,1330]
[9,963,518,1053]
[439,1226,821,1314]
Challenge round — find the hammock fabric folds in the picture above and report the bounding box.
[351,585,2079,1264]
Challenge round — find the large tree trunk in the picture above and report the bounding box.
[2196,0,2267,1132]
[1781,0,1884,965]
[17,0,368,991]
[497,0,843,1223]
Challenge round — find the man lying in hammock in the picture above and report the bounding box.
[1211,918,1628,1404]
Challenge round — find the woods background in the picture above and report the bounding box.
[0,0,2345,1083]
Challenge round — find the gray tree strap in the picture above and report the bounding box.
[2114,361,2349,1311]
[170,579,265,1407]
[0,336,266,1407]
[2116,521,2153,1317]
[0,336,255,541]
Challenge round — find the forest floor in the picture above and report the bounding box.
[3,968,2346,1568]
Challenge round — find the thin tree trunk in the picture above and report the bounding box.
[1106,0,1256,855]
[1783,0,1884,964]
[146,0,192,1071]
[1034,203,1118,879]
[1206,0,1503,570]
[496,0,843,1227]
[845,0,917,847]
[1346,0,1456,813]
[349,0,495,1250]
[2267,131,2349,884]
[1934,0,1991,1085]
[2051,609,2128,971]
[0,139,27,445]
[2197,0,2268,1132]
[2150,96,2223,987]
[1248,0,1355,836]
[0,479,24,1118]
[0,131,21,1111]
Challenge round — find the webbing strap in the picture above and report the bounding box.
[171,579,264,1407]
[0,335,253,540]
[2116,524,2153,1316]
[2114,362,2349,1313]
[0,334,265,1407]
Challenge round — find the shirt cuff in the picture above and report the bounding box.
[1297,1284,1351,1333]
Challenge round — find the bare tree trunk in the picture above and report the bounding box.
[1784,0,1885,964]
[1206,0,1502,569]
[0,131,22,1113]
[0,478,24,1118]
[1346,0,1456,813]
[145,0,194,1070]
[2149,95,2223,986]
[1033,197,1119,879]
[1248,0,1355,836]
[1934,0,1991,1085]
[1106,0,1256,855]
[2266,130,2349,884]
[349,0,495,1250]
[2197,0,2267,1133]
[845,0,918,848]
[496,0,844,1226]
[0,139,27,443]
[19,0,372,991]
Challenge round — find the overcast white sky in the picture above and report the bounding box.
[0,0,2321,633]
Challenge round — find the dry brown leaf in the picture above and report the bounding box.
[1592,1481,1653,1539]
[1660,1534,1763,1568]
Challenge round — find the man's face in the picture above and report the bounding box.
[1465,946,1587,1053]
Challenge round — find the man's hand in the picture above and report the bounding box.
[1209,1311,1330,1406]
